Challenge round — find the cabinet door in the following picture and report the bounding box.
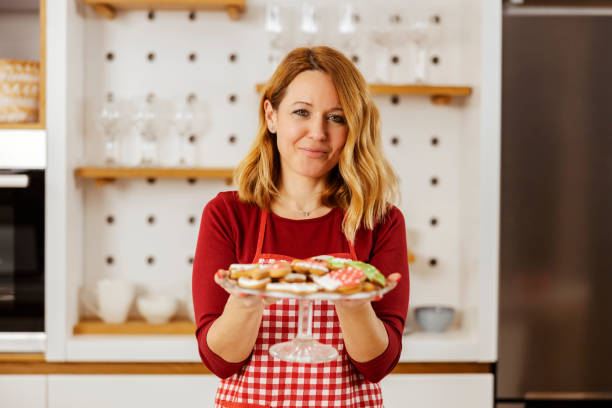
[48,374,220,408]
[0,375,47,408]
[380,374,494,408]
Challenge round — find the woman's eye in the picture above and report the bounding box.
[328,114,346,124]
[293,109,309,117]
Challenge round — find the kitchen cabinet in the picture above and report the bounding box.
[380,374,493,408]
[48,374,220,407]
[0,375,47,408]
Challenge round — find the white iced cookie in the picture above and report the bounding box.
[237,276,270,289]
[282,273,307,283]
[266,282,321,294]
[311,274,342,291]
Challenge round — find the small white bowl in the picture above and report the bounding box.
[136,295,177,324]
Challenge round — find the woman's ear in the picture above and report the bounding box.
[263,99,277,134]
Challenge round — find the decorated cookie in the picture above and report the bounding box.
[328,266,366,293]
[230,263,260,279]
[346,261,386,287]
[290,259,329,276]
[266,282,322,294]
[310,255,352,270]
[281,273,308,283]
[237,276,271,290]
[266,262,292,279]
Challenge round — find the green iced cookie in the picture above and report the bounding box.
[347,261,386,287]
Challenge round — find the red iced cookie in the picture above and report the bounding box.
[328,266,365,288]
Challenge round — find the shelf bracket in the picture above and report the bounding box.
[92,4,117,19]
[94,178,115,187]
[226,5,241,21]
[430,95,453,105]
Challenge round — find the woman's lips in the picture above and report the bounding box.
[299,147,328,159]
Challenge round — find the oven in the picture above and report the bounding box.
[0,169,45,352]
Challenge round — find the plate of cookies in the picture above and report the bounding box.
[215,255,398,301]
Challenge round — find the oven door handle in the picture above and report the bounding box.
[0,174,29,188]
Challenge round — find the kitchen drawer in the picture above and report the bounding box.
[380,374,494,408]
[0,375,46,408]
[48,374,219,408]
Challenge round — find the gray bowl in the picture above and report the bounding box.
[414,306,455,332]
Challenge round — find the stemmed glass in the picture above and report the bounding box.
[264,2,287,75]
[408,19,437,84]
[173,100,195,167]
[299,2,320,47]
[133,95,160,166]
[269,299,339,364]
[96,95,125,166]
[371,13,410,84]
[336,2,359,58]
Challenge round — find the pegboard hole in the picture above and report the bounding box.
[391,55,400,65]
[146,93,155,103]
[188,134,197,144]
[146,256,155,265]
[106,256,114,265]
[391,136,400,146]
[187,178,197,185]
[228,134,237,144]
[188,256,194,265]
[147,215,156,225]
[187,93,197,104]
[106,92,114,103]
[147,178,157,184]
[432,14,441,24]
[188,216,197,225]
[431,136,440,146]
[431,55,440,65]
[390,95,400,105]
[351,55,360,64]
[352,13,360,23]
[188,52,197,62]
[189,11,196,21]
[147,52,156,62]
[106,215,115,225]
[390,14,402,24]
[430,217,439,227]
[147,10,155,20]
[429,258,438,267]
[106,52,114,62]
[430,177,439,186]
[229,53,238,63]
[228,94,238,104]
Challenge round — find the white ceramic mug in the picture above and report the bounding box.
[83,277,135,324]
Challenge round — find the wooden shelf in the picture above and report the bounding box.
[74,318,196,335]
[0,122,45,130]
[255,83,472,105]
[83,0,246,20]
[75,166,234,186]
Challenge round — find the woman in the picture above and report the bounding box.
[193,46,410,408]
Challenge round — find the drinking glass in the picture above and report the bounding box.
[133,96,160,166]
[96,96,124,166]
[299,1,320,46]
[264,2,287,74]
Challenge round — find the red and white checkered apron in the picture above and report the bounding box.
[214,209,383,408]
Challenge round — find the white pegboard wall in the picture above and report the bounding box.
[80,0,483,320]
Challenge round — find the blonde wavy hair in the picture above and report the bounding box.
[234,46,399,243]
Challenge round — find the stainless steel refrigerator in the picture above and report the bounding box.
[498,3,612,408]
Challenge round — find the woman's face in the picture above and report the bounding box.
[264,70,348,180]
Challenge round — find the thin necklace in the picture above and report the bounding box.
[276,195,326,217]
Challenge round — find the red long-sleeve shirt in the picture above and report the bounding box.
[192,191,410,382]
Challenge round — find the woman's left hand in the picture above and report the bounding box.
[332,273,401,309]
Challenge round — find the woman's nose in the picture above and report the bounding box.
[308,116,327,140]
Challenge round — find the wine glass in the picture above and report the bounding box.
[370,12,410,84]
[336,2,360,57]
[133,95,160,166]
[408,15,440,84]
[173,94,209,166]
[269,299,339,364]
[299,1,320,47]
[95,95,124,166]
[264,2,288,75]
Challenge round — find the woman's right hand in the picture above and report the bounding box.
[215,269,277,309]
